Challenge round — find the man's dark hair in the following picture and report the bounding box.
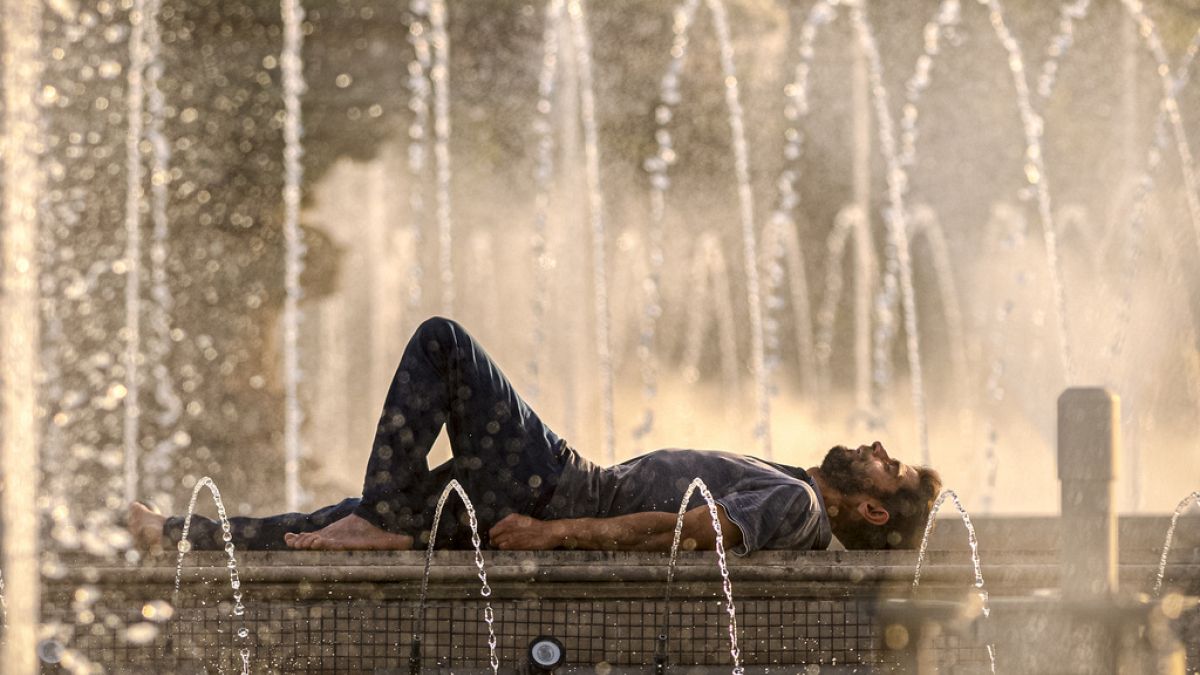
[837,466,943,551]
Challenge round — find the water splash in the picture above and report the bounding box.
[1034,0,1092,103]
[868,1,969,436]
[643,0,771,457]
[772,0,834,233]
[1153,491,1200,596]
[981,0,1073,382]
[773,0,846,417]
[785,0,978,457]
[172,477,251,674]
[658,478,743,675]
[1101,18,1200,509]
[913,489,995,673]
[413,480,499,674]
[1108,21,1200,365]
[634,0,692,441]
[1114,4,1200,267]
[760,0,829,413]
[897,0,962,171]
[281,0,307,512]
[848,3,930,461]
[524,0,614,461]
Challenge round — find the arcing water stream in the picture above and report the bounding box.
[658,478,744,675]
[414,479,500,674]
[172,477,251,675]
[913,489,995,673]
[1153,490,1200,596]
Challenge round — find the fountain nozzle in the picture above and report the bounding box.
[408,637,421,675]
[527,635,565,673]
[654,635,668,675]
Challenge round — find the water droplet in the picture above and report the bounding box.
[125,622,159,645]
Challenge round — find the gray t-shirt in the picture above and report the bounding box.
[544,448,832,554]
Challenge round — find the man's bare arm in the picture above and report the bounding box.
[488,505,743,552]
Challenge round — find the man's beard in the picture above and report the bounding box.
[820,445,874,496]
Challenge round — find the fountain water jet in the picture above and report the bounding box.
[412,479,499,674]
[142,0,183,505]
[976,201,1032,510]
[281,0,307,512]
[656,478,744,675]
[570,0,615,464]
[1034,0,1092,102]
[774,0,933,456]
[1106,24,1200,349]
[908,205,971,429]
[848,2,931,461]
[1114,3,1200,265]
[759,214,817,401]
[682,233,740,396]
[897,0,962,171]
[171,477,252,675]
[1153,490,1200,596]
[523,0,614,461]
[123,0,149,506]
[913,488,996,673]
[993,2,1074,381]
[428,0,455,314]
[813,205,876,422]
[526,0,563,405]
[404,1,431,314]
[2,0,45,670]
[643,0,771,457]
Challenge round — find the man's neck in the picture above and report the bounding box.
[807,466,845,516]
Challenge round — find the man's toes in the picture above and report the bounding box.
[286,532,316,549]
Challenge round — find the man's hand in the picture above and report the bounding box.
[489,513,565,550]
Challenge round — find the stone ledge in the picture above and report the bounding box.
[50,548,1200,596]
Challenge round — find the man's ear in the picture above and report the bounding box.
[856,499,890,526]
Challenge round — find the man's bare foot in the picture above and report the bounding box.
[128,502,167,552]
[284,514,413,551]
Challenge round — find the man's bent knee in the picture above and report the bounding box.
[416,315,465,342]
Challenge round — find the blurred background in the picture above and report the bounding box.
[10,0,1200,562]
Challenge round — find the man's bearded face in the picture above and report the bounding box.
[819,445,876,497]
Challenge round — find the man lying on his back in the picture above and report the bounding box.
[129,317,941,554]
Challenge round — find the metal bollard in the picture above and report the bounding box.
[1057,387,1120,599]
[1057,388,1120,674]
